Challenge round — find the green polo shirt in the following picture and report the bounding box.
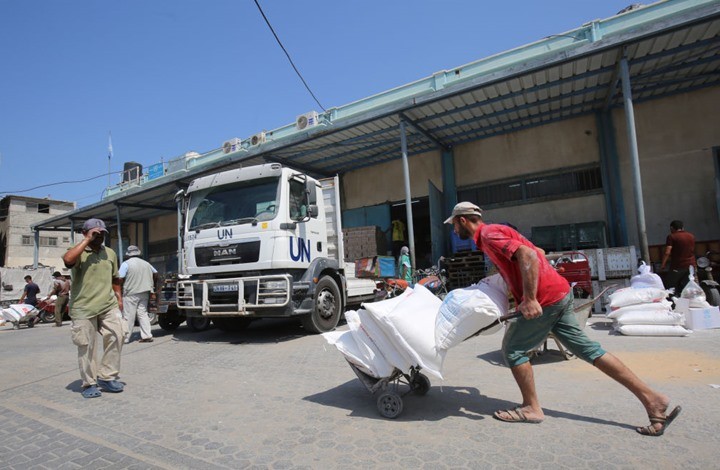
[68,245,119,319]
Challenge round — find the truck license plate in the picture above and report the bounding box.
[212,284,239,293]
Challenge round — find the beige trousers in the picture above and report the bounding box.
[70,307,124,388]
[123,292,152,340]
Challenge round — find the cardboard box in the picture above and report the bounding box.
[684,306,720,330]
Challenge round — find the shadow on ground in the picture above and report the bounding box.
[304,379,634,429]
[156,317,314,345]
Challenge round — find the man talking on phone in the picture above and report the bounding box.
[63,218,125,399]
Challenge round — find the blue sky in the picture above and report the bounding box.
[0,0,637,206]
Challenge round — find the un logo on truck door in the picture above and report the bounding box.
[290,237,311,262]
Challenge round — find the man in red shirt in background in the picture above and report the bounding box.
[660,220,696,295]
[446,202,680,436]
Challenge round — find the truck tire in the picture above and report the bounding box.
[212,317,252,332]
[158,311,184,331]
[301,276,342,334]
[39,310,55,324]
[187,316,212,332]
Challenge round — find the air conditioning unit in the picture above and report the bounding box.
[296,111,320,130]
[250,131,266,146]
[222,138,242,154]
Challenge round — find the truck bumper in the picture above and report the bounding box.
[176,275,305,316]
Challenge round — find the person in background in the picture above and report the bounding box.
[19,275,40,307]
[397,246,412,283]
[119,245,158,344]
[391,219,406,258]
[63,218,125,399]
[19,274,41,326]
[445,201,681,436]
[47,271,71,327]
[660,220,696,295]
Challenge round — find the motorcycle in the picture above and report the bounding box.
[36,296,69,324]
[415,262,450,299]
[373,278,409,301]
[696,251,720,306]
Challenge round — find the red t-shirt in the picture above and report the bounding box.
[474,224,569,307]
[666,230,695,270]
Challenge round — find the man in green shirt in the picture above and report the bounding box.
[63,218,125,398]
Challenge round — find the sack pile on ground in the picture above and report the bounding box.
[607,287,690,336]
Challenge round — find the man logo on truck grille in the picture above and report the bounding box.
[213,247,237,257]
[290,237,311,262]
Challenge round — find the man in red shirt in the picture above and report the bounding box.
[660,220,696,295]
[446,202,680,436]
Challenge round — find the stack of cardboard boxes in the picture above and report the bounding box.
[342,226,387,262]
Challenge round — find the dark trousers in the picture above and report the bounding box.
[664,268,691,295]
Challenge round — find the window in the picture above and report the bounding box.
[458,165,603,208]
[25,202,50,213]
[63,237,70,243]
[40,237,58,247]
[22,235,33,246]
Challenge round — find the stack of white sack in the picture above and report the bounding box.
[323,283,446,379]
[435,274,510,350]
[1,304,36,323]
[607,285,689,337]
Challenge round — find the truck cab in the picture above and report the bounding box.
[175,163,355,333]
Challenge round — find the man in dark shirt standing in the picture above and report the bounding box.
[661,220,696,295]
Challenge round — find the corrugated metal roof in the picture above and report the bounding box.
[33,0,720,231]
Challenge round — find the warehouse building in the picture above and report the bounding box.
[30,0,719,275]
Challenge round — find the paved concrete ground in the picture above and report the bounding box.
[1,313,719,469]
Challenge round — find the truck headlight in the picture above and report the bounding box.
[264,281,287,290]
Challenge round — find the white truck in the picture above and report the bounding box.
[174,163,377,333]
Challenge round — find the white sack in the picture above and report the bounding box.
[606,300,673,319]
[435,281,507,350]
[344,310,395,378]
[322,330,378,378]
[612,310,684,326]
[355,307,414,373]
[614,324,690,337]
[630,262,665,290]
[1,304,35,322]
[608,287,667,309]
[366,283,446,379]
[474,274,510,313]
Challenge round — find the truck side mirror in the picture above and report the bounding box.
[305,180,317,205]
[173,189,186,203]
[307,204,319,218]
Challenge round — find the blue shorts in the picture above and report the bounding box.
[502,291,606,367]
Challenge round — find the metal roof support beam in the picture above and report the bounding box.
[441,149,457,254]
[619,57,650,264]
[33,229,39,269]
[399,113,450,151]
[604,57,623,110]
[399,121,416,273]
[596,111,628,246]
[116,205,124,264]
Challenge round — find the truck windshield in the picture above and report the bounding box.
[188,177,280,230]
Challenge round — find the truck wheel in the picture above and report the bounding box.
[187,316,212,332]
[301,276,342,334]
[158,315,183,331]
[212,317,252,332]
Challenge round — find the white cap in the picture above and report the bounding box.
[444,201,483,224]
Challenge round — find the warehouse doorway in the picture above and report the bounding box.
[390,198,433,270]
